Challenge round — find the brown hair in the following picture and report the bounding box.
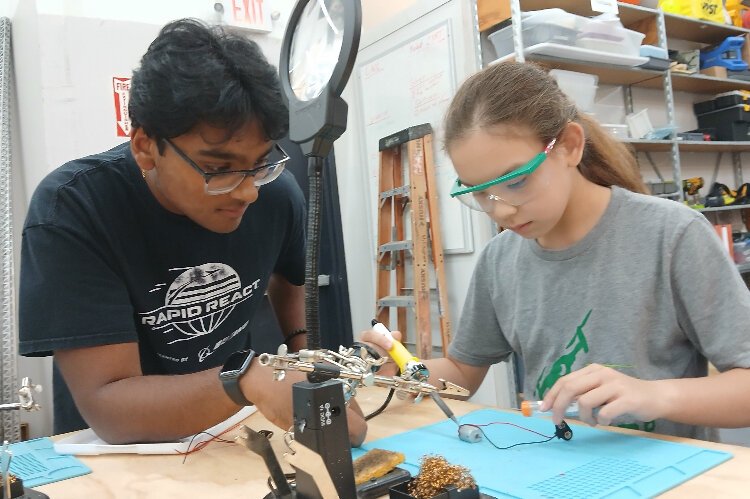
[444,62,647,194]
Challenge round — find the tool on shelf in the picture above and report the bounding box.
[700,36,749,71]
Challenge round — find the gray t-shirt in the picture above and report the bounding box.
[450,186,750,440]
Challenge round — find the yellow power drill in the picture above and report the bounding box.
[683,177,704,196]
[683,177,704,208]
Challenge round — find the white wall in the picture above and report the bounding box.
[0,0,19,18]
[337,0,516,409]
[10,0,295,438]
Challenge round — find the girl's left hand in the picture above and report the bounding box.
[540,364,668,427]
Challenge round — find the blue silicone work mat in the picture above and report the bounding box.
[353,409,732,498]
[8,437,91,487]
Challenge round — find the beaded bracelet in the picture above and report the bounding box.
[284,328,308,346]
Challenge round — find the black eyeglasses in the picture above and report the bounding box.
[163,138,290,195]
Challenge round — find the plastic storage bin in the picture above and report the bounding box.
[716,90,750,109]
[696,104,750,141]
[576,18,645,57]
[626,109,653,139]
[522,8,579,31]
[693,91,750,115]
[640,45,668,59]
[601,124,630,139]
[488,23,577,57]
[487,9,580,57]
[550,69,598,112]
[694,97,717,115]
[640,57,671,71]
[488,9,644,59]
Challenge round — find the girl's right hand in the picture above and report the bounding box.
[359,328,402,377]
[540,363,667,427]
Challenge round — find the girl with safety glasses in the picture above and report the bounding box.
[365,61,750,440]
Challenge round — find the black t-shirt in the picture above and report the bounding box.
[19,143,306,432]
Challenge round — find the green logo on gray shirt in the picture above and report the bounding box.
[535,309,591,399]
[534,309,655,433]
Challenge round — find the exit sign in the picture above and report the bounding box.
[220,0,273,33]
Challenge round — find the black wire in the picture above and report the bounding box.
[181,430,235,463]
[365,388,395,420]
[467,424,555,450]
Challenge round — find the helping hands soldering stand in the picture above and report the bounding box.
[238,344,468,499]
[261,0,467,495]
[0,378,48,499]
[0,378,42,413]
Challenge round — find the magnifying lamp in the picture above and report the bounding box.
[272,2,362,498]
[280,0,360,157]
[279,0,361,353]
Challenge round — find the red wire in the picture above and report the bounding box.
[177,421,244,462]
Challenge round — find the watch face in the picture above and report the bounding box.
[221,350,254,377]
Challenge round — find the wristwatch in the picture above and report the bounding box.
[219,349,256,406]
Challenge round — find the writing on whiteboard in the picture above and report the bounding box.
[368,110,391,126]
[362,61,385,80]
[357,22,472,252]
[411,71,449,116]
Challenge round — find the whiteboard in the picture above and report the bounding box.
[355,21,473,253]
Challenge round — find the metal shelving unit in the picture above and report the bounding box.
[483,0,750,202]
[492,55,663,85]
[699,204,750,213]
[484,1,750,277]
[679,141,750,153]
[623,139,673,152]
[627,140,750,153]
[644,72,750,93]
[663,12,750,44]
[520,0,654,23]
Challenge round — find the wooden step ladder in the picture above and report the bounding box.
[375,123,451,359]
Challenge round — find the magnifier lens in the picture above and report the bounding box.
[289,0,345,101]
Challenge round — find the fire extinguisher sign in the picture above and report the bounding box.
[112,77,131,137]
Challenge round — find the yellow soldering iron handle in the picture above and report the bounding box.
[371,320,426,377]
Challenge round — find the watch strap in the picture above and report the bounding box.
[222,375,253,406]
[220,349,255,406]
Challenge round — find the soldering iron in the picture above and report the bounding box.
[370,320,460,426]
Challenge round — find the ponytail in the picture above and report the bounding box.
[444,62,647,194]
[578,114,648,194]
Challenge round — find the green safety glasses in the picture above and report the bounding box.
[450,138,557,210]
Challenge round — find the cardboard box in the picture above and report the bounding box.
[701,66,728,78]
[477,0,510,32]
[630,17,659,46]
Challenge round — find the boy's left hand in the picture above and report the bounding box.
[541,363,668,427]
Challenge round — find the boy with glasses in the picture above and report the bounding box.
[19,19,366,446]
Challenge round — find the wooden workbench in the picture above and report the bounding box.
[35,388,750,498]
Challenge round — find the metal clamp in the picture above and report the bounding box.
[0,378,42,412]
[258,345,469,402]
